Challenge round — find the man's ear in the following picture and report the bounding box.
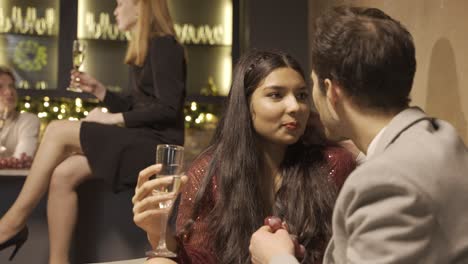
[324,78,341,120]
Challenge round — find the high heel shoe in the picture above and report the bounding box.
[0,226,29,261]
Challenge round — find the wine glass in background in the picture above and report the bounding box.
[146,144,184,258]
[0,109,9,153]
[67,40,87,92]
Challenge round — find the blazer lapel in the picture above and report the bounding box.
[372,107,427,156]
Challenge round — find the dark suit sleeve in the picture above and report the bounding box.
[122,37,186,128]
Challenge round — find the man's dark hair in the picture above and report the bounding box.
[0,65,16,83]
[311,6,416,112]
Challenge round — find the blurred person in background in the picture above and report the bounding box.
[0,65,39,169]
[0,0,186,263]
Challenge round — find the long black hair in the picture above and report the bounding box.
[185,50,337,263]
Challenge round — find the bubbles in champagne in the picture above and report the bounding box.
[73,51,85,69]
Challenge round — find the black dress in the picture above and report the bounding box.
[80,35,186,192]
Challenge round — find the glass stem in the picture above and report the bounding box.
[156,213,169,250]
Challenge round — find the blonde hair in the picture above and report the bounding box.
[125,0,177,66]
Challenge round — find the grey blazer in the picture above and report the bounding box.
[270,107,468,264]
[323,107,468,264]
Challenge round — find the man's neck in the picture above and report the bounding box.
[346,108,399,154]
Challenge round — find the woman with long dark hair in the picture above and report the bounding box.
[0,0,185,263]
[132,50,354,264]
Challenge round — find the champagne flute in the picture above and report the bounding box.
[146,144,184,258]
[67,40,87,92]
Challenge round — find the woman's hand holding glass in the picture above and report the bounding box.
[67,39,87,92]
[69,70,107,101]
[132,164,188,249]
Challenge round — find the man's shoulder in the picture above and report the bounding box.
[358,116,463,177]
[339,120,468,211]
[331,119,468,264]
[341,155,421,197]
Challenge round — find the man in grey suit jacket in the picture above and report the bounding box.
[249,6,468,264]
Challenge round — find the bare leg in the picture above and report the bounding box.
[0,120,83,243]
[47,155,93,264]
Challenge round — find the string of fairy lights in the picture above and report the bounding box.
[186,101,218,127]
[19,96,96,121]
[17,96,219,129]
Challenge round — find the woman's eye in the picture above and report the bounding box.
[268,93,282,99]
[296,92,309,100]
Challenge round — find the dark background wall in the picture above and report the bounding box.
[239,0,310,76]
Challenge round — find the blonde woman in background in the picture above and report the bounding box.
[0,0,186,263]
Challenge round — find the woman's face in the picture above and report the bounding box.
[250,67,310,146]
[0,74,17,113]
[114,0,138,31]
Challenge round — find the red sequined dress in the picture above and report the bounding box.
[173,146,355,263]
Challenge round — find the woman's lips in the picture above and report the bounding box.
[283,122,299,130]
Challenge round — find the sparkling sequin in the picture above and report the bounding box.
[172,147,355,263]
[175,154,217,260]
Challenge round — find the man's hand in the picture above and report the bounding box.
[249,225,295,264]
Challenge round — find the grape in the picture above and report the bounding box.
[264,216,283,232]
[0,152,34,169]
[264,215,305,260]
